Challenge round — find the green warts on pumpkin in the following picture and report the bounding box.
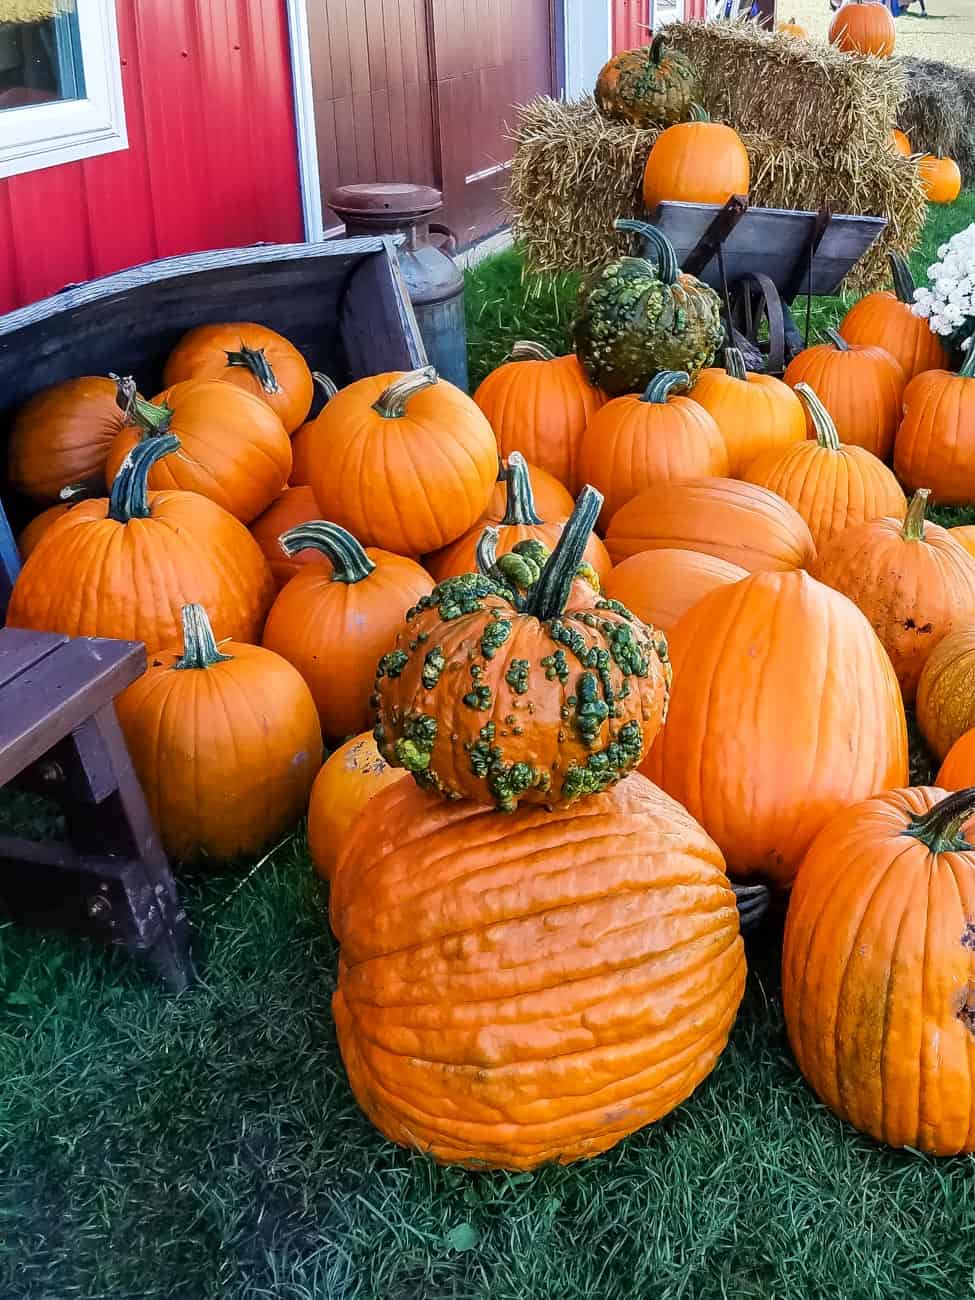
[390,713,439,776]
[225,343,280,394]
[903,786,975,854]
[107,432,181,523]
[173,604,232,671]
[562,720,646,800]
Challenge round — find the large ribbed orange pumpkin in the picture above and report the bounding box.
[839,253,951,382]
[688,347,805,477]
[743,383,906,552]
[642,105,750,212]
[7,376,126,503]
[331,772,747,1169]
[605,477,816,571]
[894,341,975,504]
[783,785,975,1155]
[307,732,406,881]
[249,486,330,592]
[937,731,975,790]
[783,329,906,459]
[604,548,747,635]
[577,370,729,529]
[829,0,895,56]
[643,569,908,887]
[917,629,975,762]
[473,342,605,491]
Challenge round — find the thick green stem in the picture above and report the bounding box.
[523,486,602,621]
[279,521,375,583]
[724,347,748,381]
[794,383,841,451]
[113,374,172,435]
[904,787,975,853]
[614,218,679,285]
[902,488,930,541]
[500,451,543,526]
[641,370,690,403]
[649,33,667,66]
[959,336,975,379]
[826,328,851,353]
[475,526,502,580]
[312,372,339,401]
[173,604,233,670]
[107,434,181,523]
[226,344,280,394]
[888,251,917,304]
[372,366,438,417]
[688,102,710,123]
[507,341,556,362]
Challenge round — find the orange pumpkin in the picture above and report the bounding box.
[892,128,912,157]
[249,485,331,592]
[576,370,729,529]
[473,342,605,491]
[743,383,906,552]
[307,733,406,881]
[163,321,314,433]
[7,376,126,503]
[783,328,906,459]
[605,477,816,572]
[689,346,806,476]
[894,340,975,504]
[838,252,951,381]
[917,629,975,762]
[777,16,809,38]
[603,548,747,635]
[950,525,975,560]
[486,456,575,523]
[305,367,498,556]
[937,730,975,790]
[425,453,611,584]
[643,568,908,887]
[919,155,962,205]
[115,604,322,863]
[7,435,275,647]
[811,489,975,704]
[331,772,747,1169]
[16,485,91,561]
[105,376,292,523]
[642,105,750,213]
[783,785,975,1155]
[828,0,895,56]
[261,520,434,739]
[289,373,339,487]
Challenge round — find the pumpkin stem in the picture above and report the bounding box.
[107,433,181,523]
[507,341,556,363]
[475,526,503,581]
[902,488,930,541]
[688,102,711,122]
[522,485,603,622]
[501,452,543,526]
[904,787,975,854]
[225,344,280,395]
[112,374,172,436]
[614,218,679,286]
[649,33,667,65]
[825,327,851,353]
[173,604,233,670]
[372,366,438,418]
[888,251,917,305]
[794,383,841,451]
[734,883,769,936]
[57,483,92,504]
[959,336,975,380]
[641,371,690,403]
[279,521,375,583]
[724,347,749,381]
[312,371,339,401]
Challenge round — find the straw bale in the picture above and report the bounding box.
[0,0,72,19]
[896,56,975,185]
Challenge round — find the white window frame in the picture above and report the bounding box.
[0,0,127,180]
[562,0,611,100]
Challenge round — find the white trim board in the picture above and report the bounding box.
[562,0,612,100]
[285,0,324,242]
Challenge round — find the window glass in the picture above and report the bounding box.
[0,6,85,113]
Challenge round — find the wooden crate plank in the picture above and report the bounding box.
[0,628,68,691]
[0,498,22,621]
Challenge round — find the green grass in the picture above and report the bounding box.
[5,200,975,1300]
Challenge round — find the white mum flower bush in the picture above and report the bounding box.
[912,223,975,351]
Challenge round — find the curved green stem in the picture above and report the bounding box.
[826,328,851,353]
[475,525,502,580]
[614,218,679,285]
[173,604,233,670]
[689,102,710,123]
[904,787,975,853]
[794,383,841,451]
[959,336,975,379]
[312,371,339,401]
[500,451,543,526]
[107,434,180,523]
[902,488,930,541]
[112,374,172,435]
[724,347,748,381]
[641,370,690,403]
[649,33,667,66]
[372,366,438,418]
[507,341,556,362]
[523,486,602,621]
[226,344,280,394]
[888,251,917,305]
[279,521,375,583]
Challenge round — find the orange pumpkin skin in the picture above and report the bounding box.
[937,731,975,790]
[261,522,434,740]
[577,371,729,529]
[306,367,498,556]
[115,605,322,864]
[473,342,605,492]
[331,772,746,1170]
[288,372,339,487]
[919,156,962,205]
[917,629,975,762]
[249,486,332,592]
[839,253,951,382]
[951,525,975,560]
[783,330,906,459]
[307,733,406,881]
[689,348,805,477]
[7,376,126,503]
[605,477,816,572]
[811,491,975,704]
[7,437,274,648]
[643,111,750,213]
[891,128,912,157]
[163,321,314,433]
[894,351,975,504]
[485,459,574,523]
[783,786,975,1155]
[829,0,895,56]
[17,503,71,560]
[777,17,809,38]
[743,383,906,552]
[643,569,908,887]
[604,548,747,635]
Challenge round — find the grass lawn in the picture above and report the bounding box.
[4,200,975,1300]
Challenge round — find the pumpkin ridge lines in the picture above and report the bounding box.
[876,843,927,1148]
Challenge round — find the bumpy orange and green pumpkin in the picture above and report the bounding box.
[594,37,701,129]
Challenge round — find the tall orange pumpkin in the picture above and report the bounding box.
[743,383,906,552]
[894,340,975,504]
[7,376,126,503]
[783,785,975,1155]
[838,252,951,382]
[917,629,975,762]
[289,373,339,487]
[688,347,805,477]
[249,485,330,592]
[307,732,406,881]
[331,772,747,1169]
[604,548,747,635]
[576,370,729,529]
[642,105,750,212]
[643,568,908,887]
[783,328,906,459]
[829,0,895,56]
[115,604,322,863]
[473,342,605,491]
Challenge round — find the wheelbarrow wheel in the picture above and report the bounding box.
[728,272,805,376]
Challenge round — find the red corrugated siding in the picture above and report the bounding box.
[612,0,708,52]
[0,0,303,314]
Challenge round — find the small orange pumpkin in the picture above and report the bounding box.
[603,548,747,635]
[289,373,339,487]
[891,128,912,157]
[307,732,406,881]
[777,17,809,38]
[642,104,750,213]
[829,0,895,56]
[249,486,331,592]
[689,347,806,476]
[894,339,975,504]
[937,730,975,791]
[7,376,126,503]
[917,629,975,762]
[919,155,962,205]
[16,485,91,561]
[838,252,951,381]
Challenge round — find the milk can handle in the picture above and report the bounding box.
[429,223,458,255]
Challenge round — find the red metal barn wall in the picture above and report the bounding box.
[0,0,304,314]
[612,0,708,52]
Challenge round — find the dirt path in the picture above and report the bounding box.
[782,1,975,65]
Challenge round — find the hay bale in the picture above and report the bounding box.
[896,55,975,184]
[509,97,926,296]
